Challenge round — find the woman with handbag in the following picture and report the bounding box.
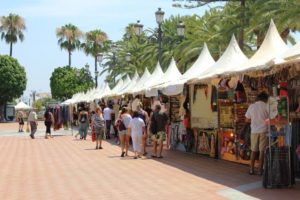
[116,107,132,157]
[91,107,105,149]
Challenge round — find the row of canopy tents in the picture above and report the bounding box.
[64,20,300,104]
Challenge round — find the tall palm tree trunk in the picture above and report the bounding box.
[68,50,71,66]
[9,42,13,56]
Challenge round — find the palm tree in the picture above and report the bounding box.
[81,29,108,86]
[0,13,26,56]
[56,24,82,66]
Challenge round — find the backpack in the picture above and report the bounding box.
[117,118,126,131]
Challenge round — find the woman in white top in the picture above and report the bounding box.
[116,107,132,157]
[128,111,145,159]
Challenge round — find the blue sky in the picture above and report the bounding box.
[1,0,299,100]
[0,0,208,98]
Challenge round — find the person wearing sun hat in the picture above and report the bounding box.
[27,108,38,139]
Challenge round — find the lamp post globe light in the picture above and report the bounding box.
[134,20,144,36]
[85,63,89,71]
[125,52,131,62]
[155,7,165,64]
[177,20,185,38]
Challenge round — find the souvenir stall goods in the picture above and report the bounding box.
[217,79,253,165]
[141,96,152,117]
[188,84,218,156]
[289,76,300,178]
[196,129,217,158]
[167,95,188,151]
[241,63,299,182]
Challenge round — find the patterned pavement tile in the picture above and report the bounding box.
[0,122,299,200]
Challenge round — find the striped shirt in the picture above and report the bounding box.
[93,114,105,129]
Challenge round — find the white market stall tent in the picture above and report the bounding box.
[106,75,132,98]
[146,57,182,97]
[90,84,105,100]
[15,101,31,110]
[113,75,131,97]
[161,43,216,96]
[196,35,248,82]
[99,83,112,99]
[186,37,247,128]
[128,68,151,96]
[228,20,288,74]
[281,42,300,60]
[135,62,164,95]
[117,71,140,96]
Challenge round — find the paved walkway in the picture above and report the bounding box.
[0,122,299,200]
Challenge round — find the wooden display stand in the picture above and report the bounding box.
[218,98,252,165]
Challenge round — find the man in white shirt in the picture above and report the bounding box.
[27,109,38,139]
[245,91,269,175]
[103,104,113,139]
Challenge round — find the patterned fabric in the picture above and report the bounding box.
[151,131,166,144]
[93,114,105,129]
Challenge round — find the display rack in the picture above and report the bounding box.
[169,96,181,122]
[263,96,294,188]
[218,98,250,164]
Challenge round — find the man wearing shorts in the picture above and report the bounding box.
[150,104,168,158]
[245,91,269,175]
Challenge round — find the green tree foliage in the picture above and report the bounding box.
[56,24,83,67]
[0,55,27,118]
[50,66,94,100]
[81,29,109,86]
[33,97,58,112]
[32,100,43,112]
[0,13,26,56]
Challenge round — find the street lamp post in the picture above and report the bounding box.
[155,7,165,64]
[111,44,117,85]
[176,20,186,73]
[177,20,185,39]
[125,52,131,77]
[96,53,103,88]
[134,20,144,37]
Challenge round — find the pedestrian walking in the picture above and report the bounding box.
[116,107,132,157]
[150,104,168,158]
[136,103,149,156]
[27,109,38,139]
[128,111,146,159]
[245,91,269,175]
[17,110,25,132]
[44,108,54,139]
[103,104,113,139]
[91,107,105,149]
[78,106,89,140]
